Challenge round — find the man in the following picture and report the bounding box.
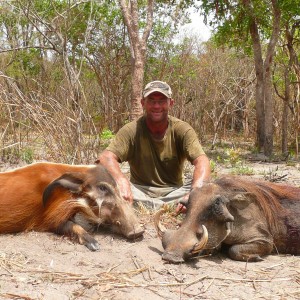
[96,81,211,211]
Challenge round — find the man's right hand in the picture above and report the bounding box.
[96,150,133,204]
[116,177,133,204]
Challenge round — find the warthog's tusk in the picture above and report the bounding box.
[191,225,208,254]
[153,205,168,239]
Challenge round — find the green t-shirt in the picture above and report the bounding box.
[106,115,205,187]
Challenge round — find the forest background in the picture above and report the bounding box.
[0,0,299,167]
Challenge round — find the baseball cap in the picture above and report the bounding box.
[143,81,172,98]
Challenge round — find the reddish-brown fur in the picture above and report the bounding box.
[215,176,300,231]
[0,162,94,233]
[0,162,144,251]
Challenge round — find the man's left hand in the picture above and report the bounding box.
[175,193,189,214]
[175,203,187,214]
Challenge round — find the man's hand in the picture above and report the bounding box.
[175,203,187,214]
[116,177,133,204]
[97,150,133,204]
[175,154,211,215]
[175,193,189,215]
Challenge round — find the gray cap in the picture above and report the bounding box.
[143,81,172,98]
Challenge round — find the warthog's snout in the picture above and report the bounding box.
[125,224,145,239]
[161,238,207,263]
[154,206,209,263]
[162,251,185,263]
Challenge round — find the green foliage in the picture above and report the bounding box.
[200,0,300,54]
[0,0,298,161]
[100,128,114,140]
[230,162,255,175]
[223,147,243,167]
[212,147,255,175]
[20,148,34,164]
[50,66,64,83]
[6,50,42,78]
[210,159,217,173]
[99,128,114,149]
[1,147,34,164]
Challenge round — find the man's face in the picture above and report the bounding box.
[141,92,174,123]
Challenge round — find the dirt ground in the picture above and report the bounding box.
[1,160,300,300]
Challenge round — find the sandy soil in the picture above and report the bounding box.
[1,161,300,300]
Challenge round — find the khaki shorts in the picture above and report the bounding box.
[131,180,192,209]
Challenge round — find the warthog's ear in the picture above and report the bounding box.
[229,192,256,210]
[212,196,234,222]
[43,172,86,206]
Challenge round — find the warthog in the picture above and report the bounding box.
[155,176,300,263]
[0,162,144,250]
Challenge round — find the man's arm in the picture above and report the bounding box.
[191,154,211,189]
[176,154,211,214]
[96,150,133,204]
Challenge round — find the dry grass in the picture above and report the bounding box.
[0,75,101,164]
[1,249,299,300]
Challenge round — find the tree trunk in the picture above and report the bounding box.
[263,67,273,157]
[281,27,292,156]
[263,0,281,157]
[281,96,289,156]
[285,22,300,158]
[119,0,154,120]
[131,55,145,119]
[248,0,281,156]
[249,19,265,152]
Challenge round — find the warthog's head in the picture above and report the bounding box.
[155,183,241,263]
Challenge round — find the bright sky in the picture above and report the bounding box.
[180,13,212,41]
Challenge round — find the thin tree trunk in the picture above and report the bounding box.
[249,19,265,152]
[131,56,145,119]
[281,97,288,155]
[263,0,281,157]
[247,0,281,156]
[264,67,274,157]
[119,0,154,120]
[285,22,300,158]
